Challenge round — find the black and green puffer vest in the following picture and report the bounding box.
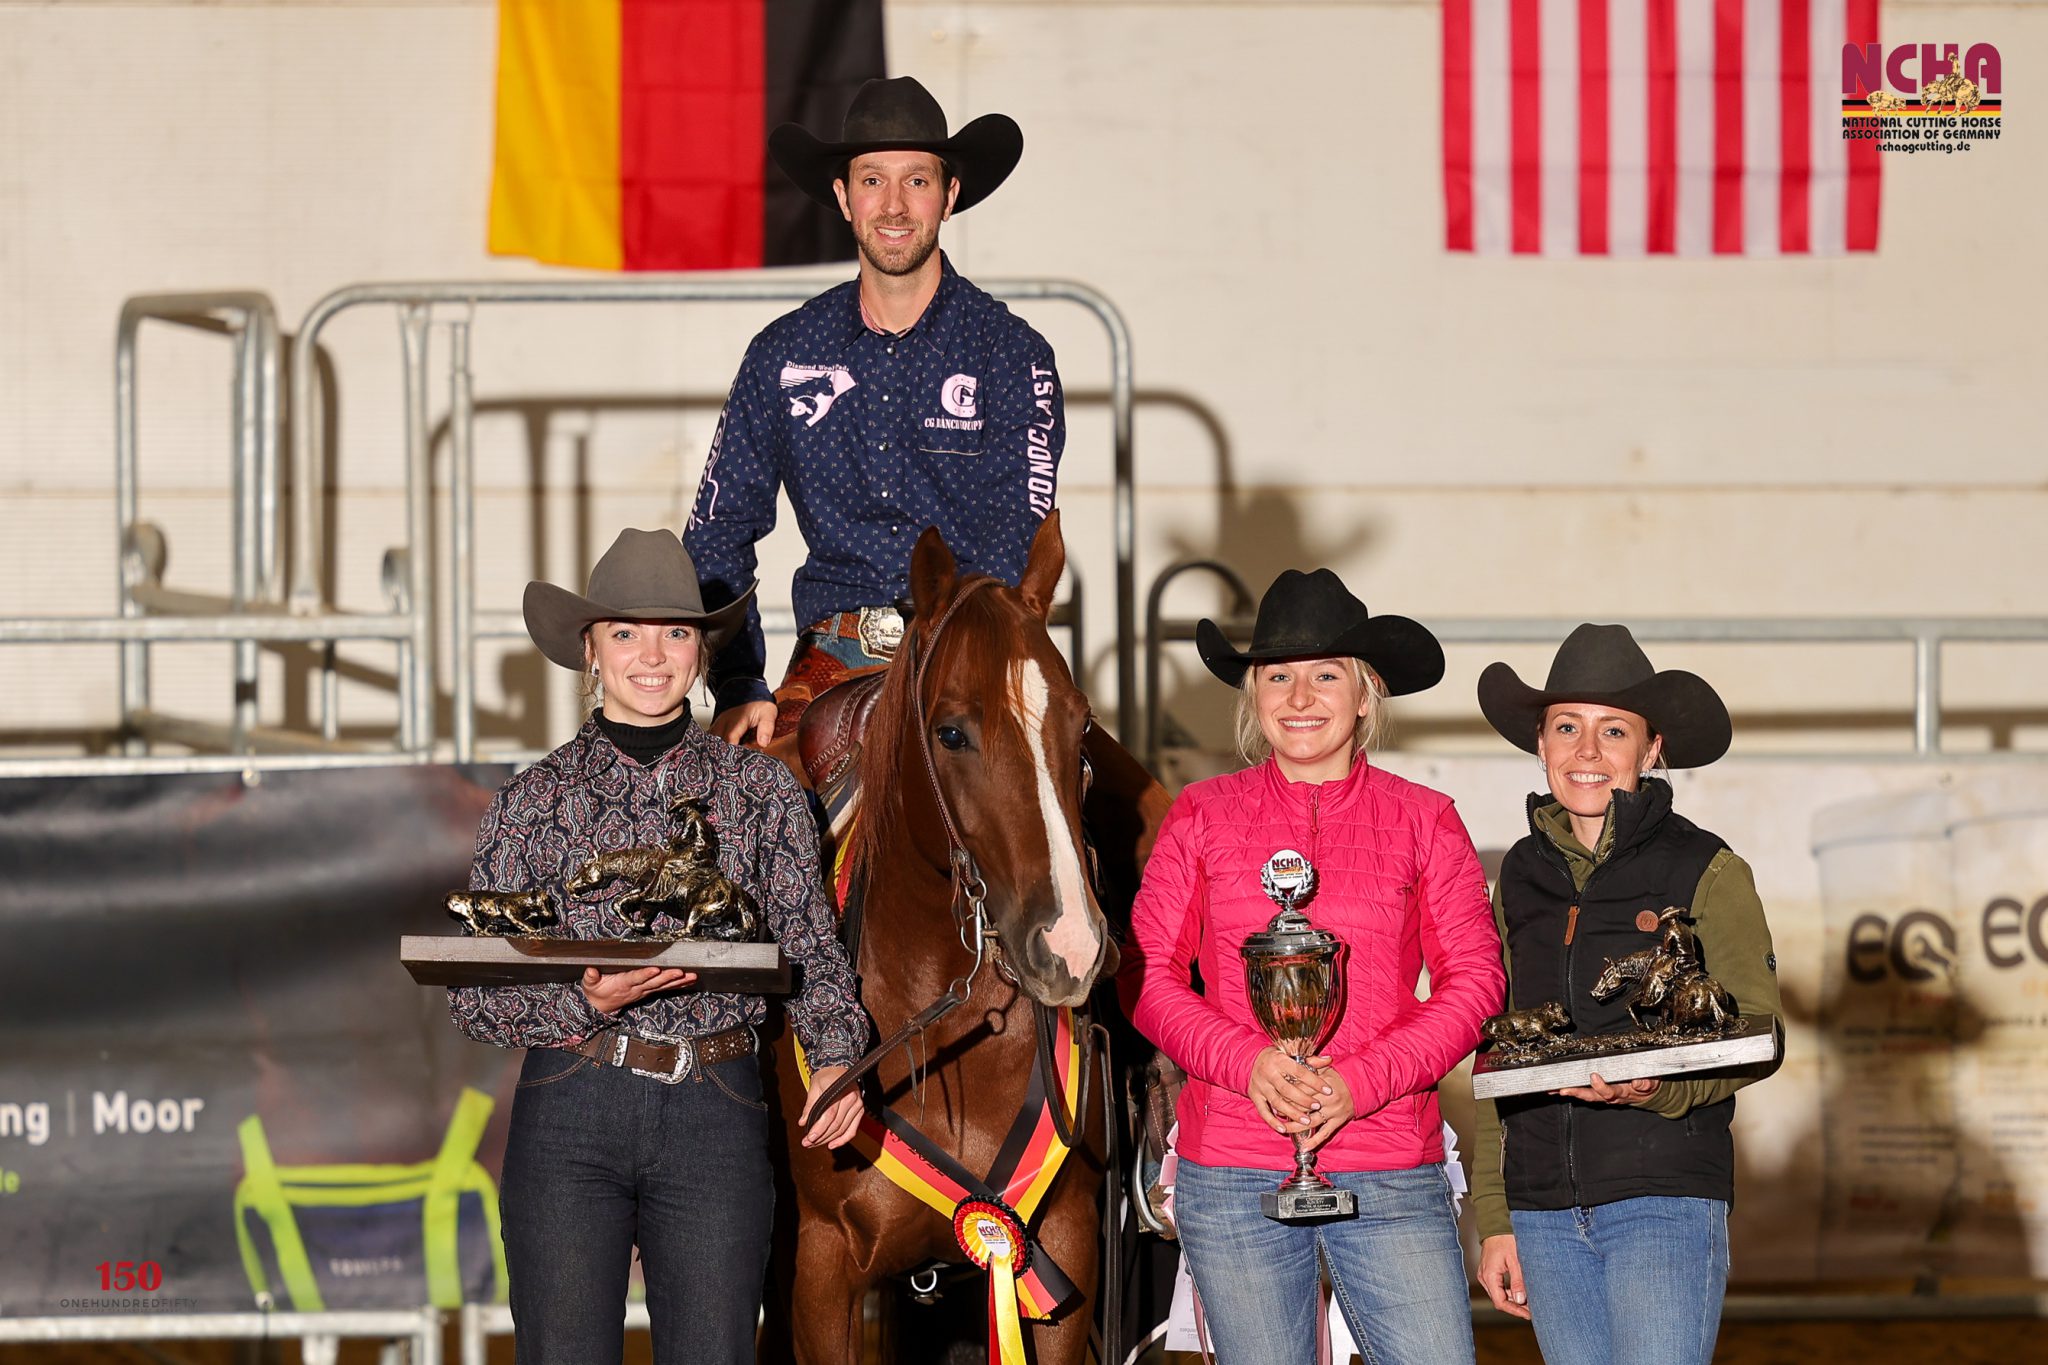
[1495,778,1734,1213]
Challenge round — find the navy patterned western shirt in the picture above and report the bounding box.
[685,254,1064,711]
[446,715,866,1068]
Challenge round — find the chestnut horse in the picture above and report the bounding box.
[771,514,1118,1365]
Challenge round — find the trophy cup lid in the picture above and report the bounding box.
[1241,907,1340,960]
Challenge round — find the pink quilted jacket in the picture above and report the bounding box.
[1121,756,1504,1172]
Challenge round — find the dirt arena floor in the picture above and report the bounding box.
[1471,1316,2045,1365]
[2,1313,2044,1365]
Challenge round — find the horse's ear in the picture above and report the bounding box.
[909,526,958,620]
[1017,511,1065,621]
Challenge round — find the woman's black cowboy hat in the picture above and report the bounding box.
[768,76,1023,214]
[522,528,755,672]
[1477,623,1732,767]
[1194,569,1446,696]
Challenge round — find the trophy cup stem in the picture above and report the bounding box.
[1281,1057,1333,1193]
[1287,1135,1323,1187]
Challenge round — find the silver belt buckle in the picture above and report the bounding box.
[628,1030,695,1085]
[856,605,905,659]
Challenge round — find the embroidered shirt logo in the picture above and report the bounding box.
[940,373,979,418]
[781,363,857,427]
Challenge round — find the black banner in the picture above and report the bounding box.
[0,765,518,1317]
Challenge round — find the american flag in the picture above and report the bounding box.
[1444,0,1881,255]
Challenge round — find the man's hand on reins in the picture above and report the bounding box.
[799,1065,865,1149]
[711,701,778,748]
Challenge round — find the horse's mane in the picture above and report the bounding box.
[847,576,1030,885]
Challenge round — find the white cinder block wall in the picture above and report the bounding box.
[2,0,2042,755]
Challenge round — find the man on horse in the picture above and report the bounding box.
[686,76,1061,746]
[687,80,1169,1365]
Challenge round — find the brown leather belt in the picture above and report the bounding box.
[570,1024,753,1084]
[805,605,906,659]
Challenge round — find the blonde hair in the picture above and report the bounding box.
[1233,658,1390,766]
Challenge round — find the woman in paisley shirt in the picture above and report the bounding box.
[447,528,866,1365]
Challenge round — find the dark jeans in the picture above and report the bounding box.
[500,1044,772,1365]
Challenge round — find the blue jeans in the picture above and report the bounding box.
[1175,1159,1476,1365]
[1509,1197,1729,1365]
[499,1044,772,1365]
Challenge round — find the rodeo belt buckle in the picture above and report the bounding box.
[856,605,905,659]
[622,1031,696,1085]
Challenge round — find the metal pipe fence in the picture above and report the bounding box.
[284,277,1135,761]
[1142,559,2048,770]
[113,292,281,755]
[0,1306,441,1364]
[1,279,1131,774]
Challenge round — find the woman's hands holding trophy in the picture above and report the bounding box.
[1248,1048,1356,1149]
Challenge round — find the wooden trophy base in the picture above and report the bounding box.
[400,935,789,993]
[1470,1016,1778,1100]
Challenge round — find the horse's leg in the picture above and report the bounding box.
[764,1020,893,1365]
[611,884,641,920]
[788,1220,870,1365]
[1714,983,1738,1029]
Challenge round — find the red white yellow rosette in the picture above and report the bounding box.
[953,1197,1031,1365]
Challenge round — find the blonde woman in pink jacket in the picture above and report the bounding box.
[1122,569,1504,1364]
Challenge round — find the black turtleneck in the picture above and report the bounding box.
[592,703,693,767]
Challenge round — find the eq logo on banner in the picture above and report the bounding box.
[1844,908,1955,984]
[1841,41,2004,155]
[1846,893,2048,983]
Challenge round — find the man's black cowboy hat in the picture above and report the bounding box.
[768,76,1023,214]
[1195,569,1446,696]
[1477,623,1731,767]
[522,528,754,672]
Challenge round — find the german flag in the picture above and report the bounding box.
[488,0,884,270]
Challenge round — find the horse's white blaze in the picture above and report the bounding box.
[1014,658,1097,978]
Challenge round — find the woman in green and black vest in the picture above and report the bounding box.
[1467,624,1783,1365]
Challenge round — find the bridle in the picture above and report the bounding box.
[908,578,1008,984]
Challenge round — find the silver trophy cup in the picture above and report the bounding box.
[1240,906,1356,1221]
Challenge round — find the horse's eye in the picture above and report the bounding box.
[936,725,970,751]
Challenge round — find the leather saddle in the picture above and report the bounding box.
[796,671,887,793]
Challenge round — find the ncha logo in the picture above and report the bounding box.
[1842,42,2002,104]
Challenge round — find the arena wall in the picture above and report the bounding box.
[1,0,2041,754]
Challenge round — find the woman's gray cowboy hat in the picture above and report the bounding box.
[768,76,1023,214]
[1477,623,1732,768]
[522,529,755,672]
[1195,568,1446,696]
